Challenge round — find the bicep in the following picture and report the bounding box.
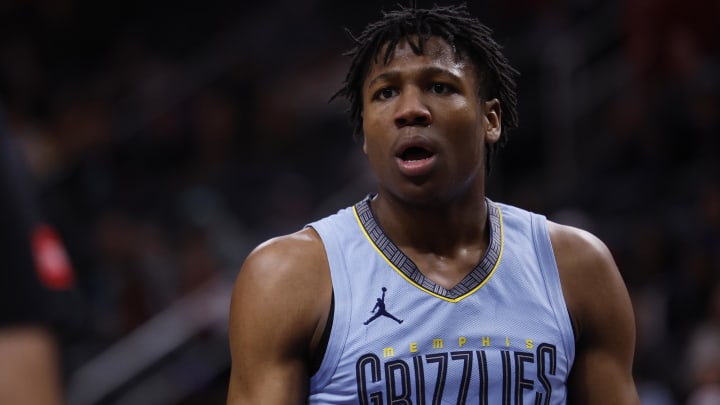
[227,286,309,404]
[227,358,307,405]
[226,235,326,404]
[551,224,639,404]
[568,305,639,405]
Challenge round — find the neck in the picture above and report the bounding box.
[369,190,490,256]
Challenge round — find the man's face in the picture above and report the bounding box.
[361,36,501,205]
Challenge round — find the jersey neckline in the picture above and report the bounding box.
[352,195,504,303]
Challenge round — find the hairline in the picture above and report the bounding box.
[361,35,495,104]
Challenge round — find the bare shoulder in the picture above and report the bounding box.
[546,221,632,339]
[547,220,639,403]
[546,221,615,272]
[229,226,332,356]
[227,227,332,402]
[236,227,328,290]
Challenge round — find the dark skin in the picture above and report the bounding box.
[227,37,639,404]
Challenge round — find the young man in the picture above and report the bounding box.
[227,4,639,404]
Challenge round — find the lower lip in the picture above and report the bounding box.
[396,155,437,177]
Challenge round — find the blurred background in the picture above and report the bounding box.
[0,0,718,404]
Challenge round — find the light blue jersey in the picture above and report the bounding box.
[308,195,575,404]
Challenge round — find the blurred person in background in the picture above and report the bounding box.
[227,4,639,404]
[0,105,79,405]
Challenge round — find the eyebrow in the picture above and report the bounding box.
[366,66,463,88]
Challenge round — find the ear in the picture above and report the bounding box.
[483,98,502,144]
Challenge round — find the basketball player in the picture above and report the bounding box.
[227,4,639,404]
[0,106,77,405]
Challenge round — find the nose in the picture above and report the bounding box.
[394,88,432,128]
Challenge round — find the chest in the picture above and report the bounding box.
[315,258,573,404]
[309,200,574,404]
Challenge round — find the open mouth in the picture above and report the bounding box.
[400,146,435,161]
[395,144,438,177]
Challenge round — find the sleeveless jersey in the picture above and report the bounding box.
[307,196,575,404]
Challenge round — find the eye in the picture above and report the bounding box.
[373,87,398,101]
[430,83,454,95]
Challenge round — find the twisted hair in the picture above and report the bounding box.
[332,3,519,173]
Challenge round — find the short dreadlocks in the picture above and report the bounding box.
[333,3,519,173]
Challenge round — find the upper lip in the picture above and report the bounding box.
[393,134,438,160]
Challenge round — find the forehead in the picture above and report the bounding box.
[388,36,457,60]
[364,36,477,82]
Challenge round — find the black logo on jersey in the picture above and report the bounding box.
[364,287,403,325]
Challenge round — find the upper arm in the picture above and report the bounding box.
[549,222,640,405]
[226,229,331,405]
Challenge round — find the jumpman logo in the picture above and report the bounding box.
[364,287,403,325]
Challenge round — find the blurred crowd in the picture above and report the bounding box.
[0,0,718,403]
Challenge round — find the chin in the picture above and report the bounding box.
[391,186,450,207]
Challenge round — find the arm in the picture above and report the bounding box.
[549,222,640,404]
[226,228,332,404]
[0,326,63,405]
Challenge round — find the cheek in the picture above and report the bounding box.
[360,134,391,176]
[447,115,486,166]
[362,137,383,163]
[448,110,484,145]
[361,112,384,156]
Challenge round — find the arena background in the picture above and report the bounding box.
[1,0,718,403]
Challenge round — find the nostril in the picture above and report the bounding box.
[395,114,430,127]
